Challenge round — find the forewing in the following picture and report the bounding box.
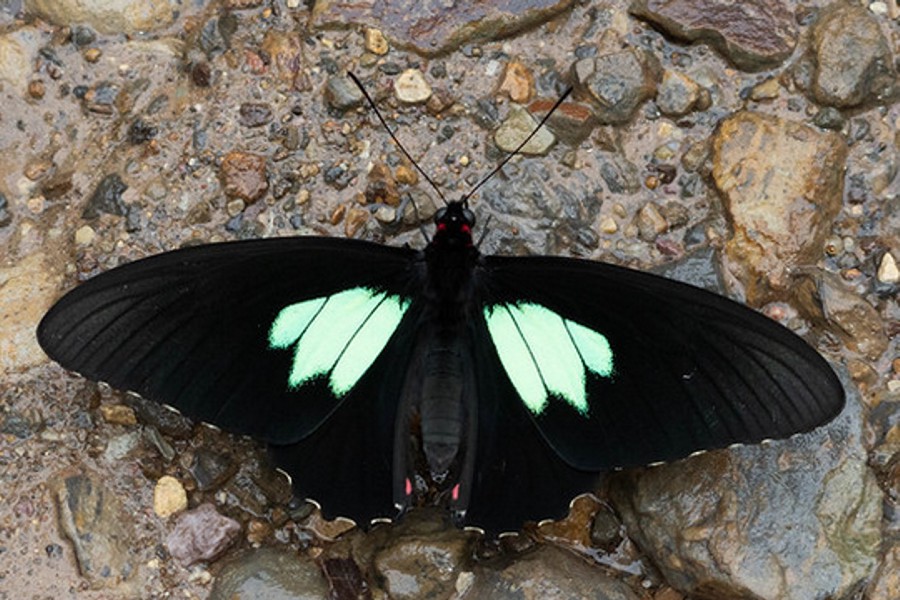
[478,255,845,471]
[38,237,422,444]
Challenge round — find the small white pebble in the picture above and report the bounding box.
[75,225,95,245]
[877,252,899,283]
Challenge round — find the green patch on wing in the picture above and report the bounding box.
[269,287,410,396]
[484,302,613,416]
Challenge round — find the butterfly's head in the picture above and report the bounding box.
[433,201,475,248]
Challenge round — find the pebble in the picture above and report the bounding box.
[494,106,555,155]
[877,252,899,284]
[498,60,535,103]
[166,503,241,566]
[394,68,432,104]
[637,203,668,240]
[599,216,618,234]
[656,69,701,116]
[325,75,364,110]
[83,47,101,62]
[99,404,137,426]
[75,224,96,245]
[27,79,45,99]
[220,151,268,202]
[344,206,369,237]
[154,475,188,518]
[365,27,389,55]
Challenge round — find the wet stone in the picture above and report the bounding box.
[805,3,896,108]
[470,544,640,599]
[365,162,400,206]
[25,0,178,34]
[0,193,11,227]
[344,207,369,238]
[630,0,797,71]
[494,106,555,155]
[364,27,389,55]
[609,370,881,600]
[325,75,364,110]
[312,0,574,57]
[878,252,899,284]
[814,106,845,130]
[71,25,96,47]
[711,111,847,303]
[127,118,158,144]
[394,68,432,104]
[590,504,623,551]
[498,60,535,103]
[52,472,134,588]
[99,404,137,426]
[220,151,268,203]
[239,102,273,128]
[369,510,476,600]
[166,503,241,566]
[154,475,188,518]
[190,448,237,491]
[210,547,329,600]
[816,272,889,361]
[572,49,659,124]
[82,173,128,219]
[528,99,597,145]
[656,69,701,117]
[83,82,120,115]
[122,393,194,439]
[600,155,641,195]
[636,202,668,241]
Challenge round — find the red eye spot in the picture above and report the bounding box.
[452,483,460,501]
[461,225,471,234]
[437,223,447,231]
[405,478,412,497]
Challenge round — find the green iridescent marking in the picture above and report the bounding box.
[268,287,410,396]
[484,302,614,416]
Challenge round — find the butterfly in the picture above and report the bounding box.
[37,75,844,533]
[37,196,845,533]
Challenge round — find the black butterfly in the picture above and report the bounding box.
[37,196,844,533]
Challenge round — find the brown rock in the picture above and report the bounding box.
[630,0,797,71]
[311,0,574,57]
[497,60,535,103]
[817,272,889,360]
[99,404,137,426]
[344,206,369,237]
[711,111,847,303]
[220,151,268,202]
[527,99,597,144]
[365,162,399,206]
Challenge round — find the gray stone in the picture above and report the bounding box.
[210,547,329,600]
[609,369,881,600]
[572,49,660,124]
[53,472,135,588]
[807,3,897,108]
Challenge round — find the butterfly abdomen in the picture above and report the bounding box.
[419,336,468,476]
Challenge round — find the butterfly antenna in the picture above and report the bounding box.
[475,213,493,248]
[348,72,448,207]
[462,87,572,203]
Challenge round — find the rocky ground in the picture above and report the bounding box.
[0,0,898,598]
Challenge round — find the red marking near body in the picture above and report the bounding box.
[452,483,460,501]
[437,223,447,231]
[405,477,412,496]
[461,224,471,234]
